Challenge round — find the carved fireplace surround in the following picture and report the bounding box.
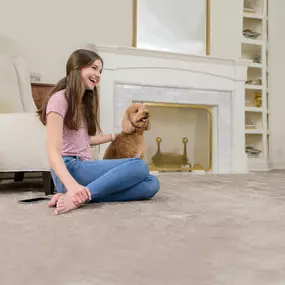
[96,45,249,174]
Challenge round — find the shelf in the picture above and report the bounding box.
[242,0,270,172]
[245,129,264,134]
[245,130,270,135]
[248,157,264,161]
[243,12,264,20]
[241,38,264,46]
[248,62,263,68]
[248,156,264,162]
[247,157,270,171]
[245,84,263,90]
[245,107,263,112]
[243,8,256,13]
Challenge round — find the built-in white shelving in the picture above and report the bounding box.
[242,0,270,171]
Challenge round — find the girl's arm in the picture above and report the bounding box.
[46,113,91,203]
[90,133,118,145]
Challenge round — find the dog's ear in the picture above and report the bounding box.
[122,112,135,133]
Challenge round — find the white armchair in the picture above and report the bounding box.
[0,55,53,195]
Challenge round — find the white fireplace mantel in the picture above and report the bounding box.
[96,45,249,174]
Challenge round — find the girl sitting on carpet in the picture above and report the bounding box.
[37,49,160,215]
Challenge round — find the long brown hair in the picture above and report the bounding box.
[37,49,102,136]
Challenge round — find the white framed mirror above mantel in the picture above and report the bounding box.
[132,0,210,56]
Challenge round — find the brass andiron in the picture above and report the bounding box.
[151,137,192,170]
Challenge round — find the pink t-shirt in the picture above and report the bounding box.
[46,90,92,160]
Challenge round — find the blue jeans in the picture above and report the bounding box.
[51,156,160,203]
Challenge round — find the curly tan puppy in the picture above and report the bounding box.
[103,103,151,159]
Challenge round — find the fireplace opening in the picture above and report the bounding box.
[140,102,212,172]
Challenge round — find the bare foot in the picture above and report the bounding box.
[48,193,63,208]
[54,195,79,215]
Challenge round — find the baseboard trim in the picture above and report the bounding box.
[248,158,270,171]
[271,162,285,170]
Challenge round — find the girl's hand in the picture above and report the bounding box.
[114,133,120,140]
[67,183,91,206]
[110,133,120,142]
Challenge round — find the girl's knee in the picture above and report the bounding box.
[146,175,160,199]
[132,158,150,177]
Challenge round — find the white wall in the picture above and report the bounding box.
[0,0,133,83]
[0,0,243,84]
[268,0,285,169]
[210,0,243,58]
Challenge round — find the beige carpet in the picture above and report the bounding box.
[1,171,285,285]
